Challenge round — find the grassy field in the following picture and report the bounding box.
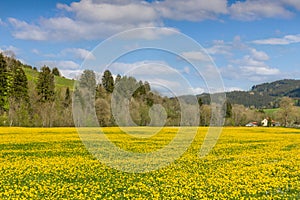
[23,67,75,90]
[0,127,299,199]
[263,108,280,116]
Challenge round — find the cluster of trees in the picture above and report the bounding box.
[74,69,182,127]
[0,53,299,127]
[221,97,300,127]
[0,53,72,126]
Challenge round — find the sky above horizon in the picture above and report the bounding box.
[1,0,300,96]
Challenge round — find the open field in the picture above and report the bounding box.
[0,127,300,199]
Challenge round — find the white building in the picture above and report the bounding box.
[261,118,268,127]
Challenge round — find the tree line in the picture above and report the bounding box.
[0,53,299,127]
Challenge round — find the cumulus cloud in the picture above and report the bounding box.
[108,60,178,76]
[238,55,279,75]
[214,36,280,82]
[0,45,20,57]
[180,51,211,61]
[155,0,228,21]
[249,48,269,61]
[8,18,48,41]
[8,0,164,41]
[61,48,95,60]
[60,69,83,79]
[57,0,158,24]
[282,0,300,10]
[187,87,205,95]
[252,34,300,45]
[229,0,293,21]
[221,55,280,83]
[206,40,232,56]
[38,60,80,70]
[7,0,300,41]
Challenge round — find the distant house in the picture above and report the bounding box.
[261,118,268,127]
[246,122,258,127]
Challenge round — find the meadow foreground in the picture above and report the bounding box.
[0,127,299,199]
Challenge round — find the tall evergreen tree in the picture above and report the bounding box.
[52,67,61,76]
[0,53,9,112]
[12,67,29,102]
[102,70,114,93]
[225,101,232,118]
[63,87,71,107]
[36,65,55,102]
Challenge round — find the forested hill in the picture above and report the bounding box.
[198,79,300,109]
[251,79,300,97]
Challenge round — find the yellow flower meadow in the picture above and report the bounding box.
[0,127,299,199]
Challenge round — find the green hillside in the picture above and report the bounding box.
[263,108,279,115]
[251,79,300,97]
[23,67,75,90]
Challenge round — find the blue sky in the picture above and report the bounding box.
[1,0,300,95]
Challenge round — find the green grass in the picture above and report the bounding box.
[263,108,279,115]
[54,76,75,90]
[23,67,39,83]
[23,67,75,90]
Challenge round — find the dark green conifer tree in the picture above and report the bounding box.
[102,70,114,93]
[0,53,9,112]
[52,67,60,76]
[36,65,55,102]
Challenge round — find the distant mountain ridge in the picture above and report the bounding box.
[251,79,300,97]
[197,79,300,108]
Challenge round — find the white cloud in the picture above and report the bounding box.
[229,0,293,21]
[249,48,269,61]
[0,18,6,26]
[0,45,20,57]
[8,0,166,41]
[61,48,95,60]
[206,40,232,55]
[38,60,80,70]
[118,27,178,40]
[155,0,228,21]
[7,0,300,41]
[58,0,158,24]
[282,0,300,10]
[238,55,279,75]
[31,49,40,55]
[221,54,280,82]
[8,18,47,41]
[183,66,190,74]
[252,34,300,45]
[180,51,211,61]
[225,87,243,92]
[241,65,280,75]
[187,87,205,95]
[108,61,179,76]
[60,69,83,79]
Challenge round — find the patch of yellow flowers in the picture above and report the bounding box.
[0,127,299,199]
